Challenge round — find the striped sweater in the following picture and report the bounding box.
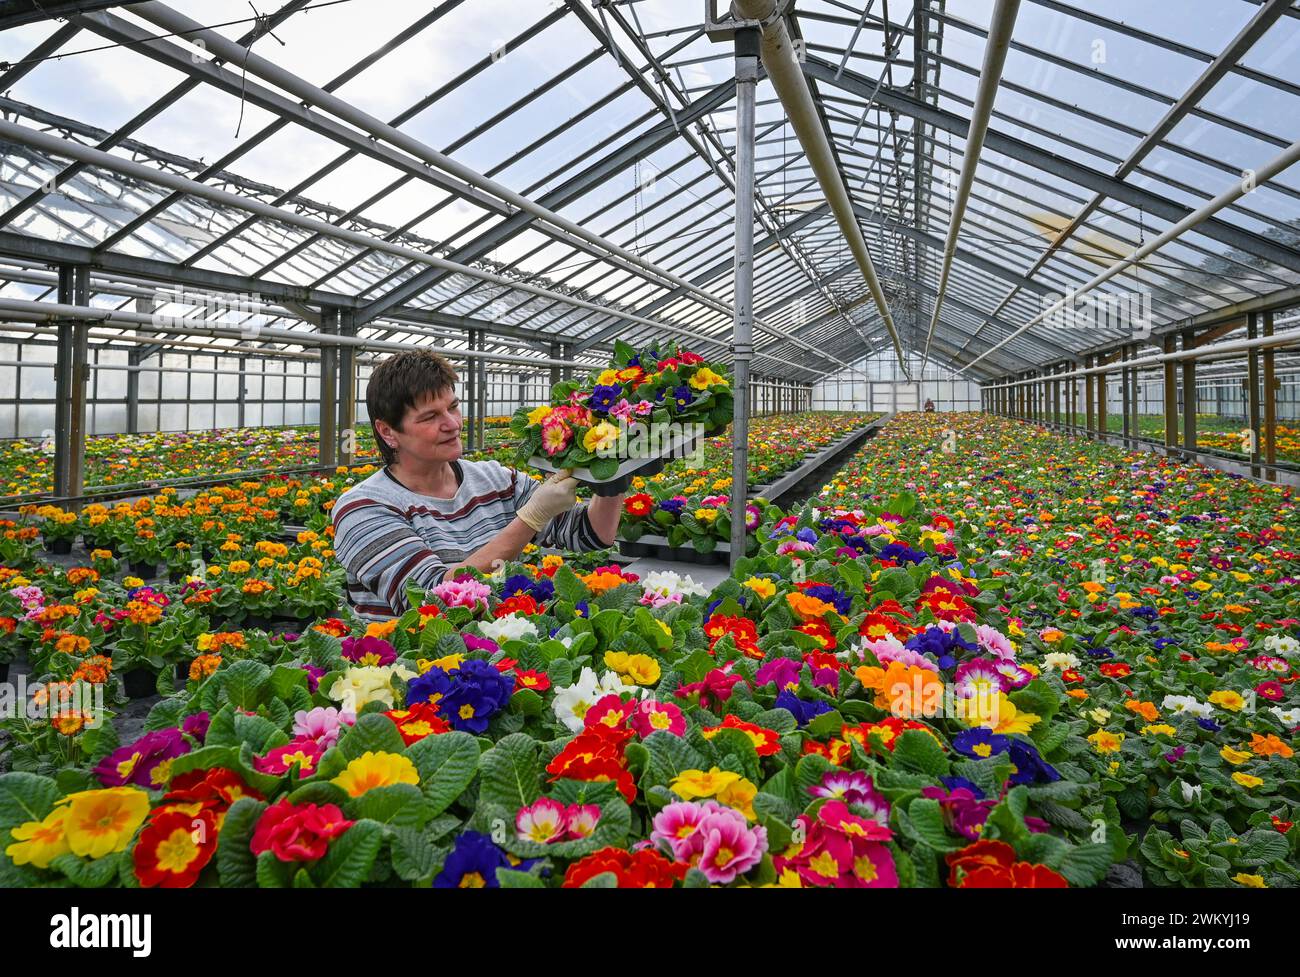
[332,461,604,620]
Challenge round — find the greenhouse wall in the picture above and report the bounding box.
[812,349,982,412]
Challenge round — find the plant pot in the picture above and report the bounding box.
[121,668,157,699]
[0,662,8,684]
[175,662,190,682]
[244,614,276,630]
[129,561,159,579]
[45,537,73,555]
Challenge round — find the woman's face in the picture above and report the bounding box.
[379,387,462,465]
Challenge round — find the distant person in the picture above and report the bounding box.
[332,349,624,620]
[923,398,936,413]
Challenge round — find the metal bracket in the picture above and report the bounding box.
[704,0,788,41]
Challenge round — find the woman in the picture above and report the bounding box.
[332,349,624,620]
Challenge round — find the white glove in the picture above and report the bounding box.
[517,470,578,531]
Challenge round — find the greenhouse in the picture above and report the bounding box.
[0,0,1297,902]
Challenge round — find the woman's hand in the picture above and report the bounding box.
[516,471,578,530]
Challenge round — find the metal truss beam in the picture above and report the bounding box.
[804,56,1300,275]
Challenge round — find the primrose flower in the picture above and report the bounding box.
[651,800,765,884]
[292,706,355,749]
[479,613,539,644]
[331,751,419,797]
[629,699,686,737]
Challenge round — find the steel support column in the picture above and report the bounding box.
[338,310,357,466]
[1261,311,1277,481]
[470,328,486,449]
[1128,344,1140,447]
[1246,312,1262,477]
[53,263,89,504]
[1181,329,1197,453]
[319,307,339,469]
[1096,362,1107,439]
[1163,334,1178,449]
[476,332,487,452]
[1120,345,1132,443]
[730,27,758,568]
[1084,355,1095,437]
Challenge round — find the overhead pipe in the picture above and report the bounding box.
[987,327,1300,389]
[964,133,1300,373]
[732,0,909,376]
[123,2,846,374]
[919,0,1020,372]
[0,297,594,371]
[0,119,825,379]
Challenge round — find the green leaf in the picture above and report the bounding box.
[216,797,267,888]
[805,709,844,739]
[552,565,589,604]
[477,734,541,810]
[875,566,917,599]
[1008,679,1060,725]
[0,773,60,829]
[707,728,761,783]
[268,664,309,702]
[337,713,407,761]
[580,871,619,888]
[903,797,962,852]
[222,660,272,710]
[891,730,951,778]
[1058,842,1114,887]
[982,786,1032,848]
[588,456,619,481]
[231,712,289,754]
[256,850,294,888]
[288,781,350,807]
[351,783,430,829]
[1242,830,1290,866]
[389,824,444,882]
[510,688,545,717]
[310,819,384,888]
[50,852,121,889]
[675,649,715,686]
[497,867,547,888]
[406,731,480,817]
[641,731,707,788]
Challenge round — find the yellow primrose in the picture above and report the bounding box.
[582,421,621,454]
[5,806,71,869]
[58,787,151,859]
[1220,745,1252,765]
[1208,690,1245,712]
[670,767,740,800]
[742,576,777,599]
[332,751,419,797]
[1088,730,1125,754]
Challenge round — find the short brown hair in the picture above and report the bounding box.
[366,349,458,465]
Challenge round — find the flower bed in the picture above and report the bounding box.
[1059,413,1300,464]
[0,427,383,498]
[619,412,879,554]
[1,410,1294,889]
